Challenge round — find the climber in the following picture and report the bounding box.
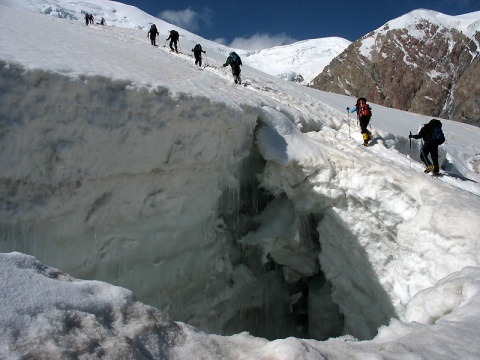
[347,98,373,146]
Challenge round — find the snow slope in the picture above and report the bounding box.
[239,37,351,84]
[4,0,351,84]
[1,1,480,359]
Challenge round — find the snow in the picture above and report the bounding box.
[1,0,351,85]
[379,9,475,36]
[239,38,351,84]
[391,9,480,40]
[1,1,480,359]
[359,37,375,58]
[358,9,480,62]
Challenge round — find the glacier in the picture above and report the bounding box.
[1,0,480,358]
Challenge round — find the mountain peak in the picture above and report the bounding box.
[384,8,480,39]
[311,7,480,127]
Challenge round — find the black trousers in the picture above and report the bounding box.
[231,64,241,76]
[420,141,439,172]
[359,116,371,135]
[170,40,178,52]
[194,53,202,66]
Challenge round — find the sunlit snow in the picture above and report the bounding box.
[1,0,480,359]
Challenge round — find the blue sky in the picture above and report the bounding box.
[120,0,479,49]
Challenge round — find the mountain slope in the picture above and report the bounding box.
[1,1,480,358]
[310,9,480,126]
[238,37,350,84]
[3,0,349,84]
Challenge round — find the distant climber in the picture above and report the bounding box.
[84,13,90,26]
[89,14,94,25]
[222,52,242,84]
[191,44,206,67]
[167,30,179,53]
[100,17,105,25]
[148,24,159,46]
[409,119,445,176]
[347,97,373,146]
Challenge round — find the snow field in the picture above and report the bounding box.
[1,1,480,358]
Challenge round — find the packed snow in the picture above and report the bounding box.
[1,0,480,359]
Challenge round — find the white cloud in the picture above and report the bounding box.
[213,37,228,46]
[158,7,212,32]
[228,33,298,50]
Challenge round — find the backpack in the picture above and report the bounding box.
[170,30,179,39]
[230,52,241,65]
[150,24,157,33]
[429,120,445,144]
[193,44,202,53]
[357,98,372,118]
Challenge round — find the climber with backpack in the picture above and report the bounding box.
[347,97,373,146]
[167,30,180,53]
[409,119,445,176]
[147,24,159,46]
[191,44,206,67]
[222,52,242,84]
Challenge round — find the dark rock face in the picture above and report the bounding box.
[450,51,480,125]
[311,14,480,127]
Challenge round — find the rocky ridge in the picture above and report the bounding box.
[310,9,480,126]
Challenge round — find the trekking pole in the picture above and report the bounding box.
[346,108,351,138]
[409,131,412,167]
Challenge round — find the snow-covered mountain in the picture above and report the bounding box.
[238,37,351,84]
[8,0,350,83]
[311,9,480,127]
[1,1,480,359]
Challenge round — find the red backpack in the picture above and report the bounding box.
[357,98,372,118]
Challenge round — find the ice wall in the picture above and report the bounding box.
[0,61,343,340]
[0,61,269,334]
